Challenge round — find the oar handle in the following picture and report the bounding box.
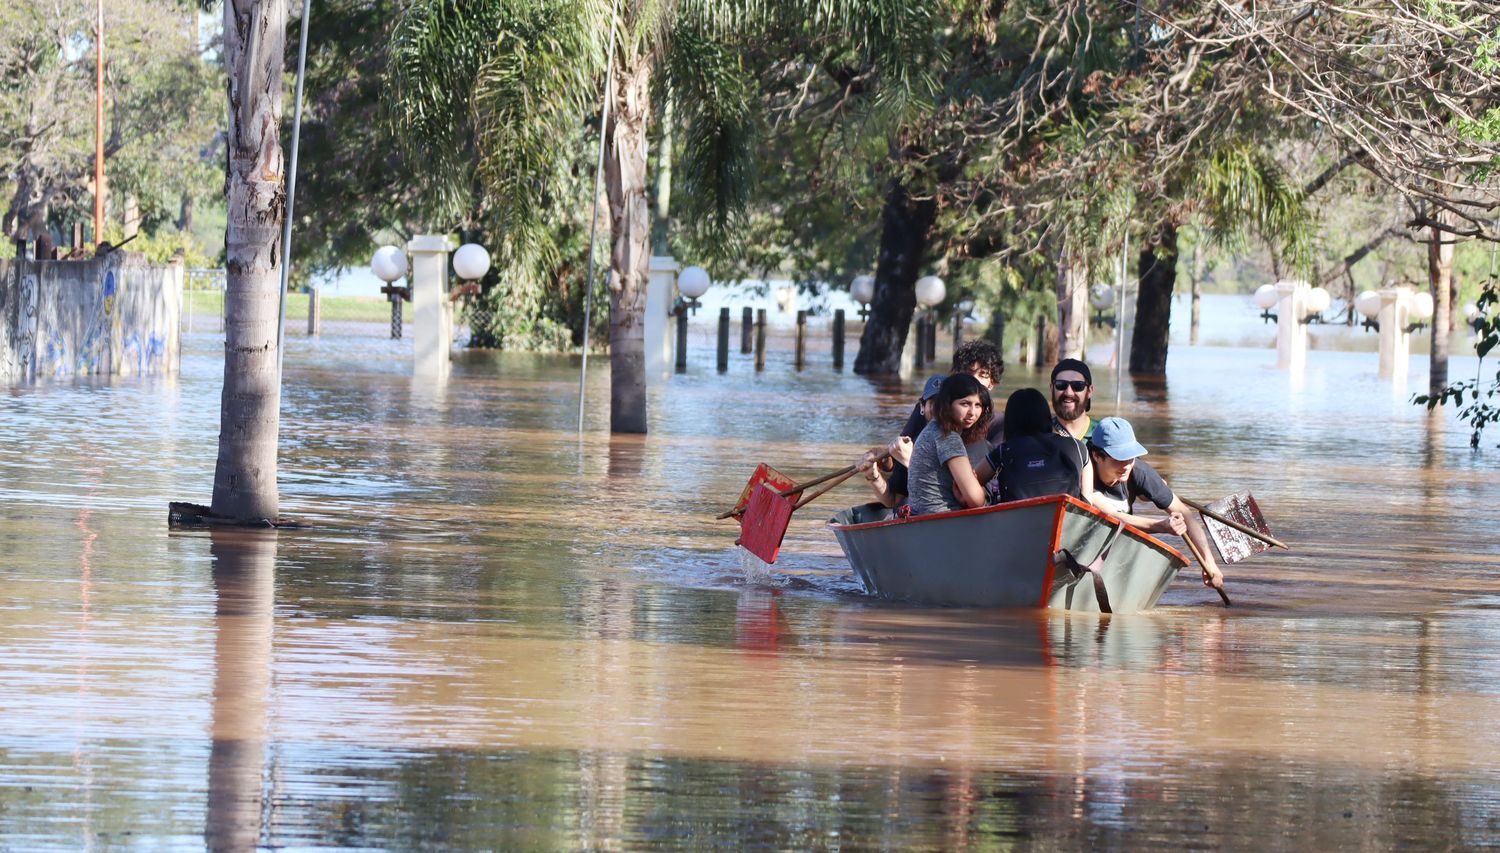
[775,451,892,497]
[792,468,860,511]
[1182,497,1289,551]
[1181,532,1231,607]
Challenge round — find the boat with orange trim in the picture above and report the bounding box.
[827,494,1189,613]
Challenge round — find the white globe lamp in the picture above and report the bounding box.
[1411,291,1435,321]
[453,243,491,281]
[678,265,711,300]
[915,275,946,308]
[1463,301,1480,321]
[1305,285,1331,314]
[850,274,875,305]
[371,245,407,283]
[1253,283,1279,310]
[1089,283,1115,310]
[1355,290,1382,319]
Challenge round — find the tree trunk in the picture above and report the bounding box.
[1428,217,1453,400]
[854,177,937,374]
[211,0,287,522]
[1055,250,1088,361]
[1188,240,1202,345]
[605,56,653,434]
[1130,222,1177,375]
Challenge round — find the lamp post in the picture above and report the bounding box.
[1254,283,1280,323]
[371,245,409,339]
[1355,287,1431,378]
[451,243,491,345]
[672,265,711,372]
[1089,283,1116,327]
[850,274,875,321]
[915,274,945,367]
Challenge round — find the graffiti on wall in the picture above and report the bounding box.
[4,256,180,384]
[16,273,37,381]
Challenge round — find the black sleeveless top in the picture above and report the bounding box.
[989,433,1087,503]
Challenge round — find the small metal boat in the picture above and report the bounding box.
[827,495,1189,613]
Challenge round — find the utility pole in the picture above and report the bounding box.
[94,0,105,246]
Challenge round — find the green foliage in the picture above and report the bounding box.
[1415,276,1500,448]
[1192,143,1315,277]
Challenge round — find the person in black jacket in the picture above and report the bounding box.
[974,388,1095,504]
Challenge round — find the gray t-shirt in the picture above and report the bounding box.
[907,421,971,515]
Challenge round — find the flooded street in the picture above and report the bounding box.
[2,316,1499,849]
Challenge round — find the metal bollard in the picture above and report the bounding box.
[741,306,753,354]
[924,314,937,364]
[913,317,927,368]
[754,308,767,371]
[717,307,730,372]
[832,309,845,370]
[676,307,689,372]
[795,310,807,370]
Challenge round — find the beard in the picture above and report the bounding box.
[1053,393,1089,421]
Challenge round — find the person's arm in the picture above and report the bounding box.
[857,447,904,507]
[946,456,987,508]
[1166,495,1224,588]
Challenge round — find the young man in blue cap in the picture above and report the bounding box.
[1087,416,1225,590]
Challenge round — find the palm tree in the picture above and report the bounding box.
[210,0,289,522]
[390,0,920,432]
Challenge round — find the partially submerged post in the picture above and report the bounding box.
[794,310,807,370]
[306,286,320,336]
[741,307,752,354]
[717,307,730,372]
[754,309,766,371]
[832,309,846,370]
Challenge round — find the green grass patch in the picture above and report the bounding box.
[183,289,410,322]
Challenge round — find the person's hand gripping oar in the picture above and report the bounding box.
[1153,510,1230,607]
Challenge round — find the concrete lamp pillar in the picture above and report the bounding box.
[646,256,678,383]
[407,234,455,380]
[1274,280,1309,372]
[1376,289,1412,381]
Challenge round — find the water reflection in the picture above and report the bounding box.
[205,529,274,852]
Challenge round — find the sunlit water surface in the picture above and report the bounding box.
[1,308,1498,850]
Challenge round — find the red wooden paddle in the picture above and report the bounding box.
[734,455,885,564]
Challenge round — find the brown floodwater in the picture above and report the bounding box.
[1,324,1498,850]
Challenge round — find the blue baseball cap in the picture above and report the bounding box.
[1089,416,1149,461]
[920,374,947,402]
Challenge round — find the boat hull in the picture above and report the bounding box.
[827,495,1188,613]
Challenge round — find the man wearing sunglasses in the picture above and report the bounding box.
[1050,358,1097,441]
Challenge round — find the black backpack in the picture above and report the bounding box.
[997,434,1084,502]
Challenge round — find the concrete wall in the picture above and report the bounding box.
[1,252,182,383]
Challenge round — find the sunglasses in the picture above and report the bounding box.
[1053,379,1088,392]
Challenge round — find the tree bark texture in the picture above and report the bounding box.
[605,57,652,433]
[211,0,287,521]
[854,178,937,374]
[1130,222,1177,375]
[1428,217,1453,400]
[1055,251,1088,361]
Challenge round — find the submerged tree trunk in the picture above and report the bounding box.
[605,56,653,433]
[854,177,937,374]
[211,0,287,521]
[1428,215,1454,400]
[1130,222,1178,375]
[1055,250,1088,361]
